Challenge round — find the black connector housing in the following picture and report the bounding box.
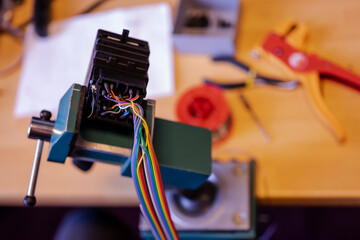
[83,29,150,127]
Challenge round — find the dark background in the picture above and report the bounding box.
[1,205,360,240]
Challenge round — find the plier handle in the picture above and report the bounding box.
[206,56,299,90]
[262,32,360,90]
[252,19,360,142]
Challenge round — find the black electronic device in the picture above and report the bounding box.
[84,29,150,129]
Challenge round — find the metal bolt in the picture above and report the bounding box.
[251,49,260,59]
[274,48,282,56]
[233,164,244,176]
[233,211,248,225]
[233,212,243,225]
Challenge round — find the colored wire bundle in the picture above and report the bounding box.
[103,90,179,240]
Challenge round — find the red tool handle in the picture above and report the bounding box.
[316,58,360,90]
[262,33,360,90]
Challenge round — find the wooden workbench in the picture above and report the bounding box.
[1,0,360,206]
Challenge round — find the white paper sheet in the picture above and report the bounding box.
[15,3,174,118]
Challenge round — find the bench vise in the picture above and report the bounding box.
[24,29,212,207]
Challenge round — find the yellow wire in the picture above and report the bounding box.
[137,152,145,173]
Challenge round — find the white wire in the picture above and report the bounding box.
[87,94,95,118]
[100,105,131,116]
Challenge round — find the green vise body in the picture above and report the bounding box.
[47,84,212,189]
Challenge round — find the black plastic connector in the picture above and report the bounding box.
[83,29,150,126]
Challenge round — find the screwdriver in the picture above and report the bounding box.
[239,93,271,142]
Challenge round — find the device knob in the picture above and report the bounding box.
[173,181,218,216]
[23,195,36,207]
[40,110,52,120]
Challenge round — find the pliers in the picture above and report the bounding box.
[250,19,360,142]
[205,56,299,90]
[205,56,299,142]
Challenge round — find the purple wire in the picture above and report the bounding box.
[102,94,122,103]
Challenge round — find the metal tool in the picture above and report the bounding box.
[239,93,271,142]
[205,56,299,90]
[204,56,295,141]
[251,19,360,142]
[24,110,53,207]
